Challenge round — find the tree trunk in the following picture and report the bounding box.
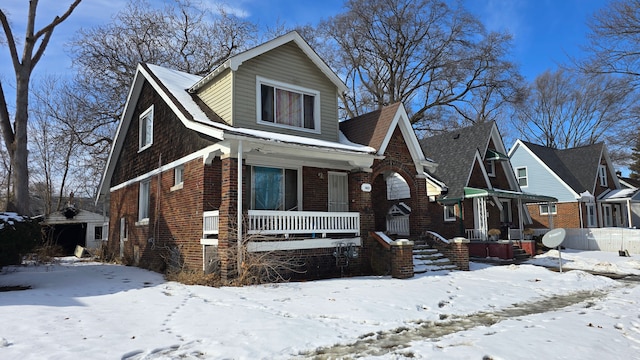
[12,68,31,215]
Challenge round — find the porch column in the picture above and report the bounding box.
[219,156,239,281]
[349,171,374,274]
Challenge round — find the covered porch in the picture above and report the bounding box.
[462,186,557,241]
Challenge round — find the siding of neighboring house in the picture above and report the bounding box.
[196,68,233,124]
[509,146,577,202]
[232,41,339,142]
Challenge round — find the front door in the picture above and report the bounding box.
[328,172,348,212]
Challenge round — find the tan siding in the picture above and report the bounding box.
[233,41,339,142]
[196,68,233,124]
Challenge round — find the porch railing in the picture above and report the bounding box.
[203,210,220,236]
[248,210,360,238]
[465,229,486,240]
[387,216,410,236]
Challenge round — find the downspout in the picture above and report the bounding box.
[237,140,243,277]
[627,199,632,228]
[458,199,464,237]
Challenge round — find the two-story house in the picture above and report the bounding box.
[96,32,436,280]
[419,122,555,259]
[509,140,629,229]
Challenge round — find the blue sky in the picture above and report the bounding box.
[0,0,608,83]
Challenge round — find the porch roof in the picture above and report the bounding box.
[598,188,640,202]
[463,187,557,203]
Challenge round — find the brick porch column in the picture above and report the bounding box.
[219,156,238,281]
[391,239,414,279]
[349,171,374,275]
[451,237,470,271]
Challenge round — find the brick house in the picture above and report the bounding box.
[96,32,436,280]
[509,140,634,229]
[419,122,555,259]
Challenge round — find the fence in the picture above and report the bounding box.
[561,228,640,254]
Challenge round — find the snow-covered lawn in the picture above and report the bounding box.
[1,249,639,359]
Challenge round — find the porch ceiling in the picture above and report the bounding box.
[463,187,557,203]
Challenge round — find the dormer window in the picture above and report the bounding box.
[598,165,608,187]
[257,77,319,132]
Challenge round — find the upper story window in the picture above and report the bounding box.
[516,167,528,187]
[598,165,608,187]
[257,77,319,132]
[486,160,495,177]
[139,105,154,151]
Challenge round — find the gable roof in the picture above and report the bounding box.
[419,121,497,200]
[340,103,437,174]
[188,31,348,94]
[97,62,375,201]
[516,141,609,194]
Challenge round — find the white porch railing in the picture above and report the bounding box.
[203,210,220,236]
[248,210,360,238]
[465,229,486,240]
[387,216,410,236]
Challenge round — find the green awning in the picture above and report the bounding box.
[463,187,557,203]
[485,149,509,161]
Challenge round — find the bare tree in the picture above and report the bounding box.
[581,0,640,86]
[317,0,522,131]
[0,0,82,214]
[512,69,637,163]
[68,0,258,152]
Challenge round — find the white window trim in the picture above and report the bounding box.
[602,204,613,227]
[137,179,151,224]
[486,160,495,177]
[444,204,457,222]
[586,203,597,227]
[539,203,557,215]
[256,76,321,134]
[598,165,608,187]
[171,165,184,191]
[138,105,154,152]
[516,166,528,187]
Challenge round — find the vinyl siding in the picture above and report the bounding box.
[196,68,233,124]
[232,41,339,142]
[510,146,577,202]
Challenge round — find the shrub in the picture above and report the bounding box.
[0,212,42,268]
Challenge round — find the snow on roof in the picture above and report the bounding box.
[599,188,638,201]
[146,64,375,154]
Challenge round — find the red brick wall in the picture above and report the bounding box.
[528,202,581,229]
[107,79,219,271]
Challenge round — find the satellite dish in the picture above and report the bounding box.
[542,228,566,248]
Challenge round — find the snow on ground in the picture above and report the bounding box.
[0,250,639,359]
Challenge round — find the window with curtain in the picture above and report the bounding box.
[251,166,298,211]
[328,172,348,212]
[259,81,317,130]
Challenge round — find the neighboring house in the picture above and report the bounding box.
[419,122,555,256]
[509,140,631,229]
[96,32,436,280]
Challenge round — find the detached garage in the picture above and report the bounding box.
[42,207,108,255]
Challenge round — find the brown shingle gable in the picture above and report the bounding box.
[340,102,401,150]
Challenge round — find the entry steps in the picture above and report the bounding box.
[413,243,458,274]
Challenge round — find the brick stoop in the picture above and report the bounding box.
[412,240,459,274]
[512,244,531,261]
